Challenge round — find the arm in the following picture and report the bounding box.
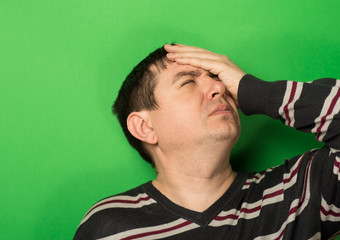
[238,74,340,237]
[238,74,340,152]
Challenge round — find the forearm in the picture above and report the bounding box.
[238,74,340,151]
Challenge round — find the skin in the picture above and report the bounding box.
[165,44,246,106]
[129,44,247,212]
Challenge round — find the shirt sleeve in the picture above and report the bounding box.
[237,74,340,236]
[238,74,340,152]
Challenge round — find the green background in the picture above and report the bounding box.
[1,0,339,239]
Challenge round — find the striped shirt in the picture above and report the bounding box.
[74,74,340,240]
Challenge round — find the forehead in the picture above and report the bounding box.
[152,62,205,85]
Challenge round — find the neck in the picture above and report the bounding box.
[152,145,236,212]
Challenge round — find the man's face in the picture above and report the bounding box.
[148,61,241,151]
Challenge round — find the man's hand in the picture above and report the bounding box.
[164,44,246,106]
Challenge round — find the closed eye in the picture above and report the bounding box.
[181,80,195,87]
[209,73,221,81]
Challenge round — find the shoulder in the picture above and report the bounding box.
[74,182,156,240]
[85,182,155,218]
[242,149,319,193]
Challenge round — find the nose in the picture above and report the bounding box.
[205,77,226,100]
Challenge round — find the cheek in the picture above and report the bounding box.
[154,103,200,133]
[170,100,201,121]
[163,106,193,127]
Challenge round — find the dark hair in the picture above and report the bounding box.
[112,45,171,166]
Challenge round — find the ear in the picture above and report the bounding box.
[127,112,158,145]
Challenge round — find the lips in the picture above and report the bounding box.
[209,104,232,116]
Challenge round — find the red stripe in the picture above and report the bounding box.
[244,176,261,186]
[214,214,239,221]
[245,151,307,191]
[215,205,264,221]
[216,152,315,234]
[243,169,274,187]
[320,205,340,217]
[85,196,151,217]
[121,220,192,240]
[274,228,285,240]
[298,154,314,208]
[283,152,308,184]
[334,157,340,173]
[240,205,261,214]
[254,174,262,180]
[217,154,310,225]
[283,166,299,184]
[283,82,297,127]
[287,205,299,216]
[316,88,340,141]
[243,173,266,186]
[214,190,283,222]
[274,152,316,240]
[263,189,284,200]
[214,206,263,222]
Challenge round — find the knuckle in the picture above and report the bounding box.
[222,55,230,61]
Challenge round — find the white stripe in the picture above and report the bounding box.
[288,82,303,127]
[242,168,274,190]
[209,200,262,227]
[311,86,340,142]
[307,232,321,240]
[283,155,302,190]
[209,209,242,227]
[333,156,340,181]
[318,89,340,142]
[328,148,340,181]
[279,81,293,126]
[263,193,284,208]
[330,148,340,154]
[80,193,156,226]
[254,155,313,240]
[89,193,151,210]
[224,155,305,228]
[243,154,303,191]
[210,188,285,228]
[255,199,300,240]
[278,82,303,127]
[321,196,340,222]
[263,182,283,198]
[98,219,199,240]
[329,230,340,240]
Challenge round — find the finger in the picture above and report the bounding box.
[167,51,222,62]
[167,45,210,53]
[164,44,211,53]
[174,57,226,75]
[171,43,186,46]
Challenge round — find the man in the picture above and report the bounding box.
[74,44,340,239]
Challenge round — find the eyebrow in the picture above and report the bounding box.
[171,70,202,85]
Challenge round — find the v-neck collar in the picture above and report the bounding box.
[142,172,247,226]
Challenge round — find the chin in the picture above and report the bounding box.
[197,131,238,146]
[214,128,240,144]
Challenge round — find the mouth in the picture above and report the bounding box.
[209,104,233,116]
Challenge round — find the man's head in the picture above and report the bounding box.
[113,44,241,168]
[112,45,170,166]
